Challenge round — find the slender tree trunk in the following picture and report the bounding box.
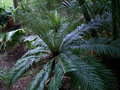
[78,0,98,38]
[13,0,18,8]
[78,0,91,22]
[112,0,119,40]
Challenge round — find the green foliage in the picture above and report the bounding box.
[0,68,11,85]
[8,0,119,90]
[47,62,64,90]
[3,29,25,41]
[0,7,12,27]
[0,29,25,52]
[70,38,120,57]
[8,56,41,87]
[27,62,52,90]
[0,0,13,9]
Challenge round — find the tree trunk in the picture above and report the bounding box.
[78,0,91,22]
[13,0,18,8]
[78,0,98,38]
[112,0,117,40]
[112,0,120,40]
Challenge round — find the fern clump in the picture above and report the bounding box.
[8,0,119,90]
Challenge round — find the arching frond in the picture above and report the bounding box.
[60,24,85,49]
[47,62,64,90]
[22,47,50,58]
[8,56,40,88]
[71,38,120,57]
[110,38,120,47]
[61,18,109,49]
[81,54,116,90]
[63,51,115,90]
[27,61,52,90]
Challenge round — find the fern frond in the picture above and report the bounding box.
[81,54,116,90]
[58,53,77,72]
[8,56,40,88]
[71,38,120,57]
[27,61,52,90]
[64,51,115,90]
[110,38,120,47]
[47,52,78,90]
[24,35,48,49]
[60,24,85,49]
[22,47,50,58]
[47,62,64,90]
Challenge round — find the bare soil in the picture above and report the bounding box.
[0,44,33,90]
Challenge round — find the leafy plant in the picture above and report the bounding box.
[0,7,12,27]
[7,1,120,90]
[0,29,25,51]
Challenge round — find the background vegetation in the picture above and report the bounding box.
[0,0,13,9]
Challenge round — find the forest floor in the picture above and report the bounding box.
[0,45,33,90]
